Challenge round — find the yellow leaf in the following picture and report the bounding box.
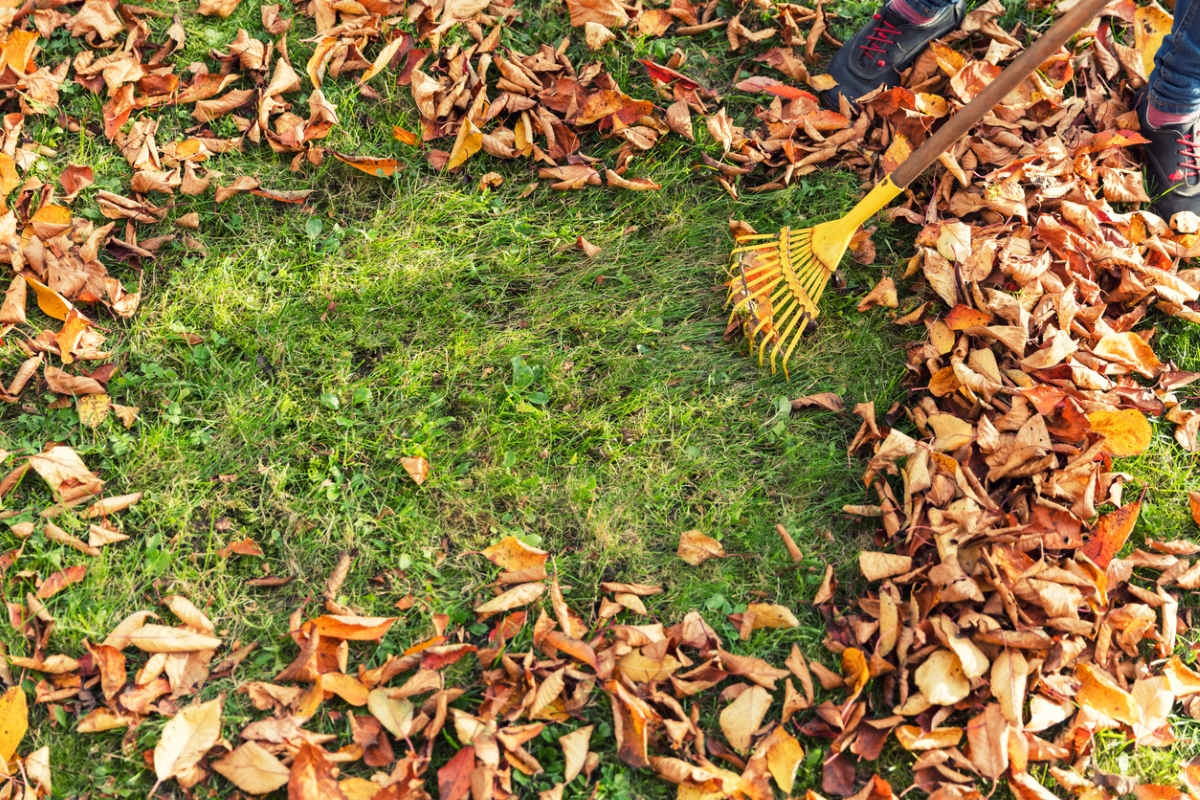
[894,725,963,750]
[1087,409,1152,457]
[1135,3,1173,78]
[77,393,111,429]
[447,119,483,171]
[3,30,37,74]
[1076,663,1139,726]
[482,536,548,572]
[20,272,73,321]
[765,728,804,794]
[212,742,290,795]
[0,687,27,762]
[841,647,869,693]
[153,697,223,782]
[366,689,413,738]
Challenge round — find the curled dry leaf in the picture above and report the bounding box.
[677,529,726,566]
[400,456,429,485]
[476,582,546,617]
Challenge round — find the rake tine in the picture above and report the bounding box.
[780,308,812,379]
[769,308,807,374]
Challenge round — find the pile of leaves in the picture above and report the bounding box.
[2,534,823,798]
[706,0,1174,199]
[720,3,1200,800]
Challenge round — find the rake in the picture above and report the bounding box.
[728,0,1112,377]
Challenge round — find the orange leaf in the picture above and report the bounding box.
[543,630,598,670]
[1088,409,1152,457]
[311,615,397,641]
[36,564,86,599]
[288,742,344,800]
[1080,501,1140,569]
[217,538,263,557]
[332,152,401,177]
[944,304,992,330]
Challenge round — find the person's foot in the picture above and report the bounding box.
[1136,90,1200,222]
[821,0,966,112]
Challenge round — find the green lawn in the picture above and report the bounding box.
[3,0,1200,797]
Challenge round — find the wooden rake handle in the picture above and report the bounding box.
[889,0,1114,188]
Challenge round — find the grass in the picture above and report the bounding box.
[2,0,1200,797]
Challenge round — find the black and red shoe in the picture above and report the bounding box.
[821,0,966,112]
[1136,90,1200,222]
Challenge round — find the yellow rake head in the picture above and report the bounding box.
[725,177,903,378]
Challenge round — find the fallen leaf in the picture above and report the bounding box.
[1081,501,1141,569]
[212,742,290,795]
[476,582,546,616]
[719,685,770,753]
[1088,409,1152,457]
[153,697,223,783]
[0,687,27,762]
[367,689,413,738]
[198,0,242,16]
[438,745,475,800]
[400,456,429,485]
[560,725,593,783]
[677,529,726,566]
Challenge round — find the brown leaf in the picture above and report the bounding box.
[438,745,475,800]
[37,565,86,599]
[1076,663,1139,726]
[477,582,545,617]
[59,164,94,199]
[585,21,617,50]
[677,529,726,566]
[576,237,601,257]
[719,685,770,754]
[859,552,911,582]
[129,624,222,653]
[400,456,428,485]
[966,703,1009,780]
[217,538,264,557]
[198,0,242,16]
[857,276,897,312]
[565,0,628,28]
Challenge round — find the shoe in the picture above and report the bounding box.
[821,0,966,112]
[1136,90,1200,222]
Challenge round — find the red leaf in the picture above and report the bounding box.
[421,644,478,670]
[638,60,699,91]
[734,76,817,102]
[489,611,526,645]
[438,745,475,800]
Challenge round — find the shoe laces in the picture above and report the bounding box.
[859,14,901,68]
[1170,133,1200,182]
